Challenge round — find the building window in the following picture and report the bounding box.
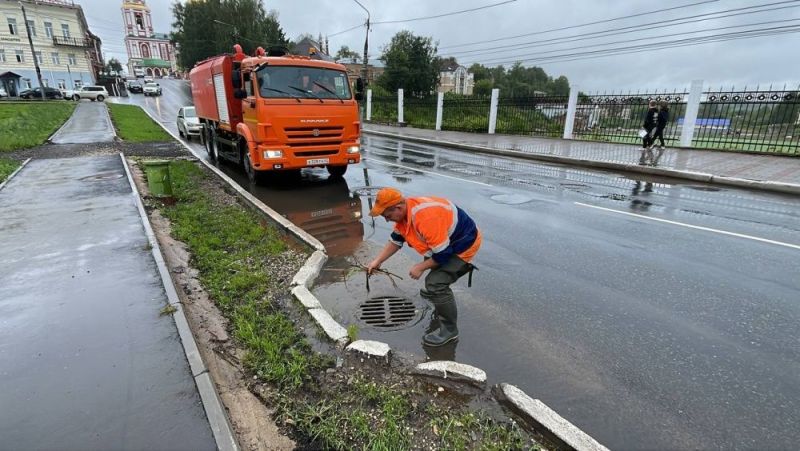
[8,18,17,35]
[15,50,24,63]
[34,51,42,64]
[140,43,149,58]
[61,23,70,38]
[135,13,144,30]
[51,52,59,65]
[42,79,49,87]
[57,79,66,89]
[74,80,82,88]
[23,78,32,89]
[44,21,52,38]
[26,20,35,37]
[0,49,5,63]
[68,53,76,65]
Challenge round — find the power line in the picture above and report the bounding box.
[328,22,366,38]
[463,19,800,64]
[460,25,800,66]
[438,0,795,51]
[444,5,800,59]
[371,0,518,25]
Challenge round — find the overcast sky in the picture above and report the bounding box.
[80,0,800,92]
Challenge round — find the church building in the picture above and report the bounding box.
[122,0,175,77]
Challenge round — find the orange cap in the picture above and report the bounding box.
[369,188,403,217]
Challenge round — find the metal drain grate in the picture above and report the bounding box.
[358,296,417,328]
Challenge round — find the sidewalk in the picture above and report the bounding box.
[0,156,218,449]
[363,124,800,194]
[51,101,116,144]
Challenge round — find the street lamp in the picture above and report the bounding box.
[352,0,370,86]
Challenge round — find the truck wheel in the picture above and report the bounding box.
[327,165,348,178]
[240,139,264,185]
[205,128,218,163]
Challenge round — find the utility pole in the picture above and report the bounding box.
[19,1,46,100]
[353,0,370,85]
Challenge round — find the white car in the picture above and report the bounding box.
[176,106,202,140]
[70,86,108,101]
[143,82,162,96]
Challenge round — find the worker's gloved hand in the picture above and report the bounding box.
[366,260,381,275]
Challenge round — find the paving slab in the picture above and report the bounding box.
[0,155,215,450]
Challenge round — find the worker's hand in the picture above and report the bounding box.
[366,260,381,275]
[409,263,426,280]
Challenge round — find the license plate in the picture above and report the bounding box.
[307,158,329,165]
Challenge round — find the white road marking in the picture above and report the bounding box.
[575,202,800,250]
[366,157,493,187]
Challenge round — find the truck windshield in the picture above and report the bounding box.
[257,66,351,100]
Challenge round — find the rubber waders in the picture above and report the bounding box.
[423,298,459,346]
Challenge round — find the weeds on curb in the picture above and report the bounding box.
[0,157,20,183]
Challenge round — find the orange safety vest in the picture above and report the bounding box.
[391,196,482,264]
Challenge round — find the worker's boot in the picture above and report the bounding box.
[423,299,459,347]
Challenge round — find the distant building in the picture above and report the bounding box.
[291,36,332,61]
[0,0,102,96]
[336,57,384,87]
[438,61,473,95]
[122,0,176,77]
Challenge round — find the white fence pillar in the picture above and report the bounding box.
[397,89,404,124]
[488,88,499,134]
[680,79,704,147]
[366,89,372,121]
[435,92,444,131]
[563,86,579,139]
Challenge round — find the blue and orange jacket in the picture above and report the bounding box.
[389,196,481,264]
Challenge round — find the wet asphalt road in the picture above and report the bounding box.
[119,80,800,450]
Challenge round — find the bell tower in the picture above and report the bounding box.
[121,0,153,38]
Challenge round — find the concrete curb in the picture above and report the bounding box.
[414,361,487,387]
[346,340,391,364]
[364,129,800,195]
[120,154,239,451]
[494,383,609,451]
[0,158,31,192]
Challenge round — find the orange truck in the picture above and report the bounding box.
[189,45,363,183]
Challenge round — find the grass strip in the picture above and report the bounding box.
[107,103,172,142]
[0,157,21,183]
[0,102,75,151]
[158,160,535,449]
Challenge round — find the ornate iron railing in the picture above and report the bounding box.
[441,95,490,133]
[496,95,569,137]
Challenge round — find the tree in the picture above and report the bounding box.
[171,0,288,70]
[377,31,439,97]
[335,45,360,62]
[105,58,123,75]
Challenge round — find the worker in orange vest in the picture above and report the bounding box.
[367,188,482,347]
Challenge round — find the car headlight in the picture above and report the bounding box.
[347,145,360,154]
[263,150,283,159]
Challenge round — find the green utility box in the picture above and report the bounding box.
[142,160,173,197]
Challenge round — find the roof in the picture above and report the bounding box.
[140,58,171,68]
[0,71,23,78]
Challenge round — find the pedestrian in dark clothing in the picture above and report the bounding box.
[642,100,658,148]
[652,101,670,149]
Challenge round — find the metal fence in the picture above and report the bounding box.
[694,86,800,154]
[496,95,569,137]
[572,91,689,146]
[441,95,490,132]
[367,84,800,155]
[403,95,437,130]
[370,95,397,123]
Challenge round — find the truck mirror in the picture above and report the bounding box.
[234,88,247,99]
[354,92,363,101]
[355,77,364,93]
[231,69,242,89]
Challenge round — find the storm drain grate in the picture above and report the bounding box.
[80,172,124,182]
[358,296,417,328]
